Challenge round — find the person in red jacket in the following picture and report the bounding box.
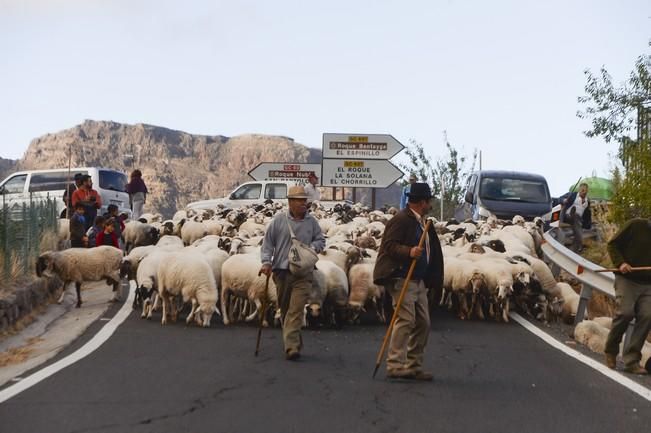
[96,218,120,249]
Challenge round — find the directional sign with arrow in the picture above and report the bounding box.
[248,162,321,182]
[322,133,405,160]
[321,159,404,188]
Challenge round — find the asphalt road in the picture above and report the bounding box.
[1,307,650,433]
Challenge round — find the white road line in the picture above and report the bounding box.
[510,312,651,403]
[0,285,135,404]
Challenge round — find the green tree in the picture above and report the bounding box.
[399,136,477,220]
[577,42,651,223]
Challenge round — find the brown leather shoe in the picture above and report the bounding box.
[386,368,412,379]
[285,349,300,361]
[408,370,434,381]
[624,365,648,375]
[605,353,616,369]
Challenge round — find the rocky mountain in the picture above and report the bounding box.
[11,120,401,217]
[0,157,17,182]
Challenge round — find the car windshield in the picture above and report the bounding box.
[479,177,549,203]
[99,170,128,192]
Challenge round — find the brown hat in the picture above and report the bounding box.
[287,185,308,199]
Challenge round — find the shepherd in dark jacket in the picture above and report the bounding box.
[373,183,444,381]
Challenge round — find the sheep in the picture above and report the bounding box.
[318,248,348,272]
[156,235,185,250]
[181,220,207,245]
[501,225,536,256]
[312,260,350,327]
[139,212,163,223]
[123,220,160,253]
[134,251,171,318]
[592,316,613,329]
[574,320,611,353]
[475,259,514,322]
[238,220,266,237]
[305,268,328,328]
[515,254,561,297]
[157,252,218,327]
[204,219,224,236]
[36,246,123,308]
[558,282,581,323]
[220,253,278,327]
[445,258,486,320]
[348,263,385,323]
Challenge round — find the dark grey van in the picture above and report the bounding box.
[455,170,552,221]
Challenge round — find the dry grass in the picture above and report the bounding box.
[39,230,59,254]
[0,337,44,367]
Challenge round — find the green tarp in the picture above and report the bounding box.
[569,176,614,201]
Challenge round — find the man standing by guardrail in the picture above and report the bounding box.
[604,217,651,375]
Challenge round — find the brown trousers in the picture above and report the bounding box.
[273,270,312,353]
[385,278,431,372]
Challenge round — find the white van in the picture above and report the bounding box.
[0,167,131,218]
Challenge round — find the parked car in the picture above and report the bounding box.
[186,180,347,211]
[0,167,131,219]
[454,170,552,222]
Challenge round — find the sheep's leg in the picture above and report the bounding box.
[186,299,198,324]
[469,293,477,319]
[170,296,179,322]
[439,288,448,306]
[245,298,260,322]
[161,294,168,325]
[222,290,231,325]
[108,278,120,302]
[141,298,150,319]
[75,282,82,308]
[57,281,69,304]
[147,293,159,319]
[457,292,468,320]
[502,301,510,323]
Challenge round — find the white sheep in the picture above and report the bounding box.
[156,235,185,250]
[181,220,207,245]
[36,246,123,308]
[558,282,581,323]
[157,252,218,327]
[348,263,385,323]
[220,253,278,327]
[311,260,350,326]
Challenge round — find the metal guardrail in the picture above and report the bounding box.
[541,228,635,349]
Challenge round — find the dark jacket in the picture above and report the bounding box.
[607,218,651,284]
[126,177,148,194]
[560,191,592,229]
[373,208,444,291]
[69,213,86,242]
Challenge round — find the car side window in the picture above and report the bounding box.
[2,174,27,194]
[232,184,262,200]
[265,184,287,199]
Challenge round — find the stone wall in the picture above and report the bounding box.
[0,277,61,333]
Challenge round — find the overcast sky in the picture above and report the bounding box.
[1,0,649,195]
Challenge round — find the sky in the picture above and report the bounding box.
[0,0,649,196]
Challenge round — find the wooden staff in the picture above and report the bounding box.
[578,265,651,274]
[254,272,271,357]
[373,219,432,378]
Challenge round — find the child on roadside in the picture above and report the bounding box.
[96,217,120,249]
[86,215,106,248]
[70,202,88,248]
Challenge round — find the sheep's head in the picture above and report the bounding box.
[162,221,175,236]
[549,296,564,316]
[516,271,530,285]
[36,253,53,278]
[512,215,525,227]
[469,272,485,294]
[119,258,133,279]
[469,243,485,254]
[496,279,513,300]
[307,303,321,318]
[195,303,217,327]
[254,213,265,225]
[228,238,244,256]
[218,237,232,252]
[148,227,160,245]
[344,247,363,273]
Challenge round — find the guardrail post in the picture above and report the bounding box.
[623,319,636,352]
[574,284,593,324]
[550,263,561,279]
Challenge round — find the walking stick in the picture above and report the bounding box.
[373,219,432,379]
[578,265,651,274]
[255,272,271,357]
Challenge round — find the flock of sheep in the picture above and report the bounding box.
[44,201,587,334]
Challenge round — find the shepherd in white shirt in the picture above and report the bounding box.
[304,173,321,205]
[562,182,590,252]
